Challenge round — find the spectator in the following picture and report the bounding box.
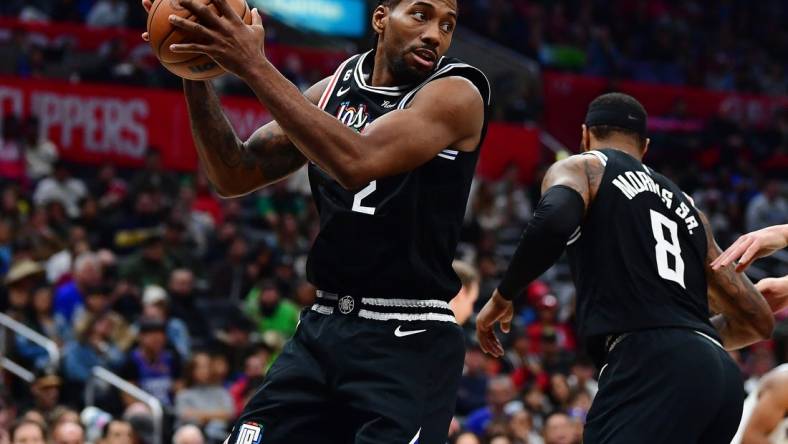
[51,421,85,444]
[542,412,580,444]
[54,252,102,324]
[509,410,543,444]
[457,345,489,416]
[451,432,481,444]
[25,371,65,423]
[540,329,575,376]
[140,285,191,359]
[32,161,87,218]
[120,318,182,408]
[450,260,481,326]
[172,425,204,444]
[17,284,69,369]
[10,419,46,444]
[4,259,44,321]
[526,295,575,354]
[120,234,174,288]
[128,150,178,201]
[0,391,17,444]
[174,351,234,442]
[100,420,134,444]
[0,115,26,185]
[167,269,211,344]
[745,180,788,232]
[243,279,299,340]
[62,313,126,384]
[209,236,253,302]
[228,346,271,415]
[22,116,57,182]
[85,0,128,27]
[464,376,519,436]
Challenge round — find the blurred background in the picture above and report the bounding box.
[0,1,786,444]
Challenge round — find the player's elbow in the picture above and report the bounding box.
[334,163,372,191]
[753,311,775,341]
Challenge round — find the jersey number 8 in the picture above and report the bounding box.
[650,209,686,289]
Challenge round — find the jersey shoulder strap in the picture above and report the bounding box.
[317,54,362,110]
[396,57,491,110]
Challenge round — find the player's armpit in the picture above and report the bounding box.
[742,377,788,444]
[701,211,774,350]
[184,77,329,198]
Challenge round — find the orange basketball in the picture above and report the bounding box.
[147,0,251,80]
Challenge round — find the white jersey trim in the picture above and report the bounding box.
[358,310,456,323]
[397,62,492,110]
[318,55,358,111]
[353,51,411,96]
[582,150,608,167]
[311,304,334,315]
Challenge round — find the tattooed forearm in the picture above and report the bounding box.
[183,80,307,196]
[701,211,774,349]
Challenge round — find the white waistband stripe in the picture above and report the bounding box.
[361,298,451,310]
[358,310,456,323]
[311,304,334,315]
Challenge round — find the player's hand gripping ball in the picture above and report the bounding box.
[146,0,252,80]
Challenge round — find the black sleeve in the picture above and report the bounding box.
[497,185,585,300]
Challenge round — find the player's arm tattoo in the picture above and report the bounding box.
[701,211,774,350]
[183,78,325,197]
[540,154,605,210]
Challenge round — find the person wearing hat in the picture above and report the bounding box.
[119,317,183,408]
[24,370,65,422]
[478,92,774,444]
[140,285,191,360]
[4,259,45,321]
[118,232,174,289]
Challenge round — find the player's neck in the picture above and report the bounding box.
[370,50,400,88]
[589,140,643,161]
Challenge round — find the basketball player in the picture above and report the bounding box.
[713,224,788,313]
[476,93,775,443]
[140,0,489,442]
[731,364,788,444]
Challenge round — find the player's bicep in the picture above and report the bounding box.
[540,155,601,211]
[358,77,484,178]
[743,388,787,442]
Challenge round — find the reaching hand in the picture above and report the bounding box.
[476,289,514,357]
[141,0,152,41]
[711,225,788,272]
[168,0,266,79]
[756,276,788,313]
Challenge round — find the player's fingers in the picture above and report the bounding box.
[711,238,741,269]
[142,0,153,12]
[141,31,150,42]
[169,43,210,53]
[735,242,762,272]
[177,0,222,27]
[713,237,750,270]
[500,315,512,334]
[211,0,241,22]
[251,8,262,26]
[169,14,214,38]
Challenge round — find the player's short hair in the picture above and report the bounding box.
[452,260,479,287]
[377,0,403,7]
[586,92,648,149]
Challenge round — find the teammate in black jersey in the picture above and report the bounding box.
[138,0,490,442]
[477,93,775,444]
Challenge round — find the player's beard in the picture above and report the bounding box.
[390,52,430,85]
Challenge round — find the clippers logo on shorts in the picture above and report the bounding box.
[235,423,263,444]
[338,296,354,314]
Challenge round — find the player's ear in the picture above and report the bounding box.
[372,5,388,37]
[643,137,650,157]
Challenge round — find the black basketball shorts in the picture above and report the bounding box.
[584,328,744,444]
[226,292,466,444]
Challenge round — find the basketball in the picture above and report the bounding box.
[146,0,251,80]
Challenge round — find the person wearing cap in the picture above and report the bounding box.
[140,285,191,360]
[119,317,183,408]
[525,294,575,355]
[24,370,65,422]
[118,232,174,288]
[477,92,774,444]
[3,259,45,321]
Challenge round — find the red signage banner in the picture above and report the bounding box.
[0,77,541,180]
[543,71,788,149]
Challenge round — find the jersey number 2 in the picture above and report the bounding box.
[352,181,377,215]
[650,210,686,289]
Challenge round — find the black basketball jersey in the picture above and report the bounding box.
[567,149,719,355]
[306,50,491,302]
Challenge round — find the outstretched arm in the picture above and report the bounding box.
[712,224,788,272]
[183,78,328,198]
[756,276,788,313]
[742,372,788,444]
[476,154,604,357]
[701,212,774,350]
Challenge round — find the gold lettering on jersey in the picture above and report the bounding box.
[612,170,699,234]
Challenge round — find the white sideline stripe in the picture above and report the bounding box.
[694,330,724,350]
[361,298,451,310]
[408,428,422,444]
[438,154,456,161]
[358,310,456,323]
[311,304,334,315]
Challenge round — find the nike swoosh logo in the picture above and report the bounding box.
[337,86,351,97]
[395,326,427,337]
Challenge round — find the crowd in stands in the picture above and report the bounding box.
[461,0,788,94]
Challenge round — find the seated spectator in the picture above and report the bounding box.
[0,391,16,444]
[449,260,480,326]
[85,0,128,27]
[140,285,191,359]
[456,345,489,416]
[0,115,26,186]
[526,295,575,354]
[167,269,211,345]
[542,412,580,444]
[33,161,87,219]
[464,376,520,437]
[172,425,204,444]
[24,371,65,425]
[119,318,182,408]
[243,279,299,340]
[4,259,44,321]
[487,435,513,444]
[10,419,46,444]
[174,352,234,443]
[540,329,575,376]
[450,432,481,444]
[100,420,134,444]
[209,236,253,302]
[119,235,174,288]
[128,150,178,202]
[746,180,788,231]
[509,410,543,444]
[54,253,103,324]
[228,346,271,415]
[22,117,57,182]
[63,313,126,384]
[51,421,85,444]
